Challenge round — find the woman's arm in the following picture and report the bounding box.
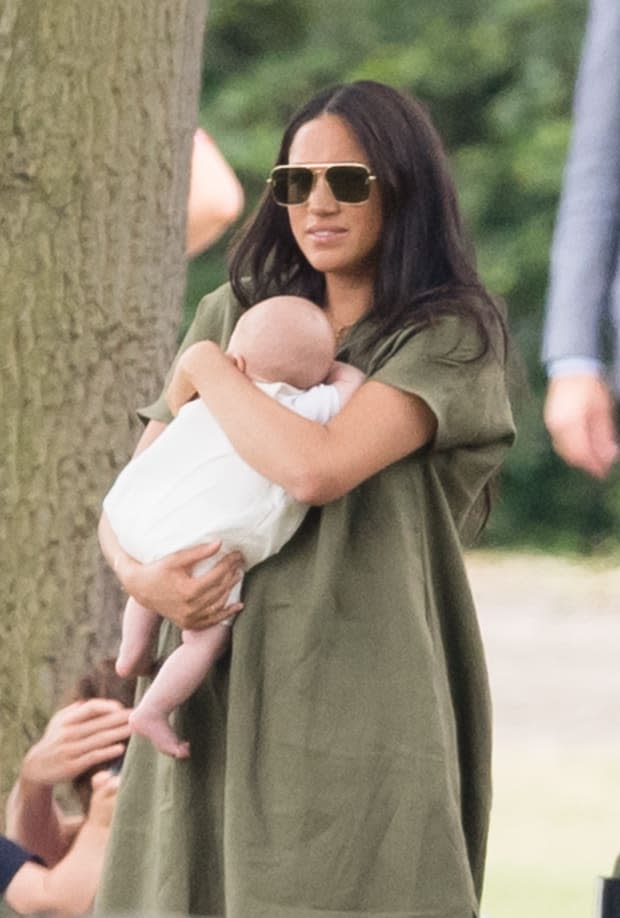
[4,772,118,916]
[6,699,131,866]
[169,341,437,505]
[98,419,244,630]
[5,782,81,871]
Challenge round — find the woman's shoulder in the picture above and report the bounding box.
[364,312,494,377]
[190,281,245,346]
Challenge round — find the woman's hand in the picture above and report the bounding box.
[121,540,244,631]
[86,770,120,829]
[20,699,132,786]
[7,699,130,866]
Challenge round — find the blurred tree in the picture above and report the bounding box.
[192,0,609,551]
[0,0,207,805]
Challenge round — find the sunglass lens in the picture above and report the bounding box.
[271,167,313,205]
[326,166,369,203]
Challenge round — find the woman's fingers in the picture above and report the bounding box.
[67,741,129,777]
[173,546,244,612]
[58,699,130,730]
[54,704,131,745]
[21,701,132,784]
[183,600,244,631]
[188,555,242,603]
[128,543,245,628]
[88,771,121,827]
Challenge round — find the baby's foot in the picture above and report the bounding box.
[129,707,190,759]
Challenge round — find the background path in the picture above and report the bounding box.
[465,551,620,918]
[468,551,620,751]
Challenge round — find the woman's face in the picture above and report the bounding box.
[286,114,383,283]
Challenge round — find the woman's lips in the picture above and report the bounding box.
[306,226,347,242]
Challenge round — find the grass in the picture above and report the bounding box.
[466,551,620,918]
[481,747,620,918]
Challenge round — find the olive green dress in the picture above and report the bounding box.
[96,283,515,918]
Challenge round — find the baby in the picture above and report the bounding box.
[102,296,364,757]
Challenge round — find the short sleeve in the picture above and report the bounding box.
[0,835,43,894]
[369,316,515,452]
[138,283,245,425]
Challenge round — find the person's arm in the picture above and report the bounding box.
[544,372,619,478]
[4,771,118,916]
[98,419,244,631]
[162,340,437,506]
[98,510,243,631]
[186,128,245,258]
[542,0,620,370]
[324,360,366,406]
[542,0,620,477]
[6,699,131,866]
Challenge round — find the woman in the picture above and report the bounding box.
[97,80,515,917]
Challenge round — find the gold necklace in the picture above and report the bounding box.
[335,323,352,346]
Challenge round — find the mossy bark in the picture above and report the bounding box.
[0,0,207,806]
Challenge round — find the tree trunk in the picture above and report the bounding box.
[0,0,208,804]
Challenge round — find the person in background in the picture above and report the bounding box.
[542,6,620,913]
[5,660,133,912]
[1,770,118,917]
[186,127,245,258]
[542,0,620,479]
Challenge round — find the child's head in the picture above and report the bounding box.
[69,659,136,811]
[227,295,335,389]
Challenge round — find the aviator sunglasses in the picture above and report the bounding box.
[268,162,376,206]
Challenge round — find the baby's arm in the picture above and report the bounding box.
[325,361,366,407]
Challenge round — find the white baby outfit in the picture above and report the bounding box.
[104,381,340,587]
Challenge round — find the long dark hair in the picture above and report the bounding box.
[229,79,507,361]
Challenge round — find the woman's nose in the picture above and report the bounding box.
[307,172,338,211]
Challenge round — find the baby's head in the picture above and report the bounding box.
[227,295,335,389]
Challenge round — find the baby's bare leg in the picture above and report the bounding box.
[116,596,161,678]
[129,624,231,758]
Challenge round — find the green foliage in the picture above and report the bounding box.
[186,0,615,553]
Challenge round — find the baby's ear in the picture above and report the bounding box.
[227,352,246,374]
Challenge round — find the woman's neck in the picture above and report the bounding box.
[324,274,374,339]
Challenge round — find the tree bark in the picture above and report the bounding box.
[0,0,208,804]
